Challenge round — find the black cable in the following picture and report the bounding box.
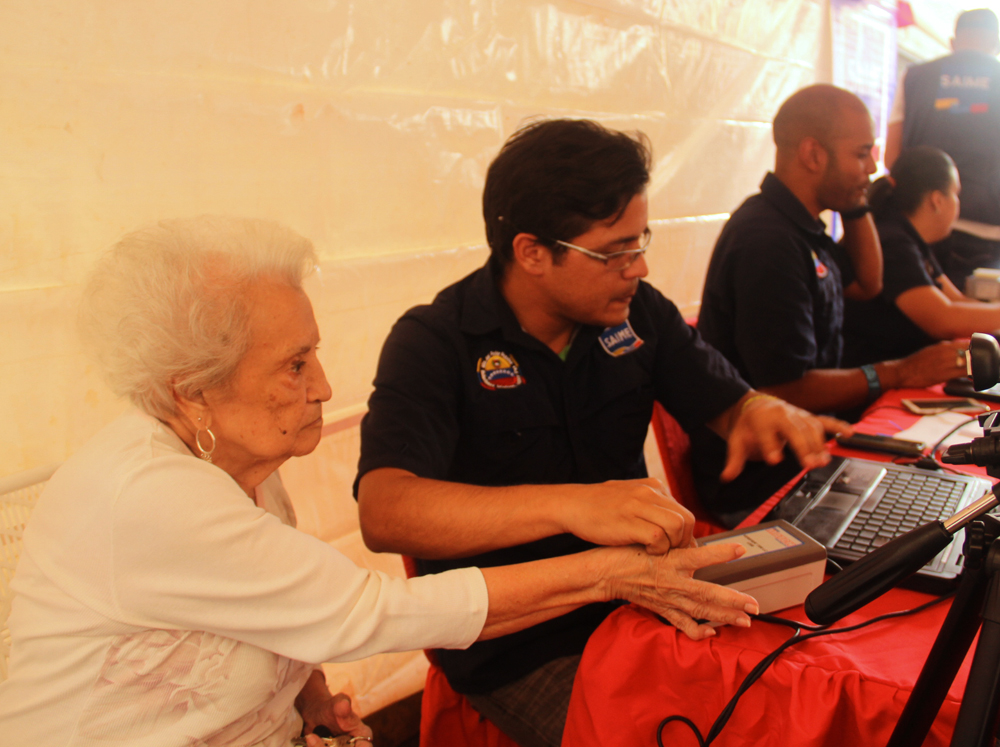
[890,454,971,475]
[927,416,982,462]
[924,416,986,475]
[655,593,953,747]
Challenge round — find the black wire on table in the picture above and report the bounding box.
[885,415,983,475]
[924,416,984,474]
[655,593,953,747]
[927,415,982,460]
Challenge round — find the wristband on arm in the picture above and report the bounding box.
[860,364,882,404]
[738,392,778,417]
[839,205,872,221]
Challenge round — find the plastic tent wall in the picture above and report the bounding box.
[1,0,830,715]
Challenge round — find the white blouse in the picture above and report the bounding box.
[0,410,488,746]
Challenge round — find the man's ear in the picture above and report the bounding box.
[798,136,829,175]
[511,232,552,277]
[928,189,946,213]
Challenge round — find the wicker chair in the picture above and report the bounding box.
[0,462,59,681]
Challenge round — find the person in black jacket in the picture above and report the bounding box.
[885,8,1000,288]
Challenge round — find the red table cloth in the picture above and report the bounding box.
[563,387,994,746]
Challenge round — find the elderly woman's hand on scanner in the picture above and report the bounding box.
[603,542,758,639]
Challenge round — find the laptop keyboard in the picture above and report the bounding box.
[832,470,968,570]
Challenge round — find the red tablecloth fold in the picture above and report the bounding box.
[563,588,970,747]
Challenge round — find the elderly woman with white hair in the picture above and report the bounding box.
[0,217,757,747]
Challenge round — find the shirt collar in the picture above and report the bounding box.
[887,211,931,254]
[759,172,829,237]
[458,259,548,352]
[457,259,601,358]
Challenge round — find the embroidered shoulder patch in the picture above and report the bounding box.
[598,321,644,357]
[477,351,526,390]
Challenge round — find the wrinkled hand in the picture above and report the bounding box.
[892,340,969,389]
[564,478,696,555]
[300,692,372,747]
[721,396,850,482]
[606,543,760,639]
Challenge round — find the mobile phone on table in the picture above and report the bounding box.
[901,397,989,415]
[835,433,926,457]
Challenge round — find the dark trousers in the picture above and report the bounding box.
[464,653,581,747]
[933,230,1000,291]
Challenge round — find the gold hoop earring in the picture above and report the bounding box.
[195,428,217,463]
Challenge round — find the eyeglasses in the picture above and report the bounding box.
[550,228,652,271]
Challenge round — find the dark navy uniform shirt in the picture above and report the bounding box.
[697,173,847,388]
[843,213,942,367]
[692,173,849,521]
[355,260,748,694]
[902,49,1000,225]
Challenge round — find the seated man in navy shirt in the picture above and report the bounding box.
[355,118,846,747]
[696,84,969,526]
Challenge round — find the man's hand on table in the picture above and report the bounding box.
[876,339,970,390]
[603,543,760,639]
[561,478,696,555]
[719,393,852,483]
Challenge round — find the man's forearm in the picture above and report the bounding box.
[840,214,882,301]
[358,467,696,561]
[759,368,870,413]
[357,468,569,559]
[884,121,904,168]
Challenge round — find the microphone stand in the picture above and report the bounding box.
[803,484,1000,747]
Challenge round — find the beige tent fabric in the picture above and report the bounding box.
[1,0,832,715]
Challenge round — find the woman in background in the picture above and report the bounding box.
[843,145,1000,367]
[0,216,755,747]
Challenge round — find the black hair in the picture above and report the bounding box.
[956,8,999,35]
[869,146,957,217]
[482,118,651,270]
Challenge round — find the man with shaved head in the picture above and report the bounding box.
[694,84,968,526]
[774,84,870,152]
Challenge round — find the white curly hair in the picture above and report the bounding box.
[79,216,318,419]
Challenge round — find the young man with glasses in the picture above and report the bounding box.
[354,118,843,747]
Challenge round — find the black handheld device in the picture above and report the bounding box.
[835,432,925,457]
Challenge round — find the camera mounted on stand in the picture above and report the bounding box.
[942,333,1000,479]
